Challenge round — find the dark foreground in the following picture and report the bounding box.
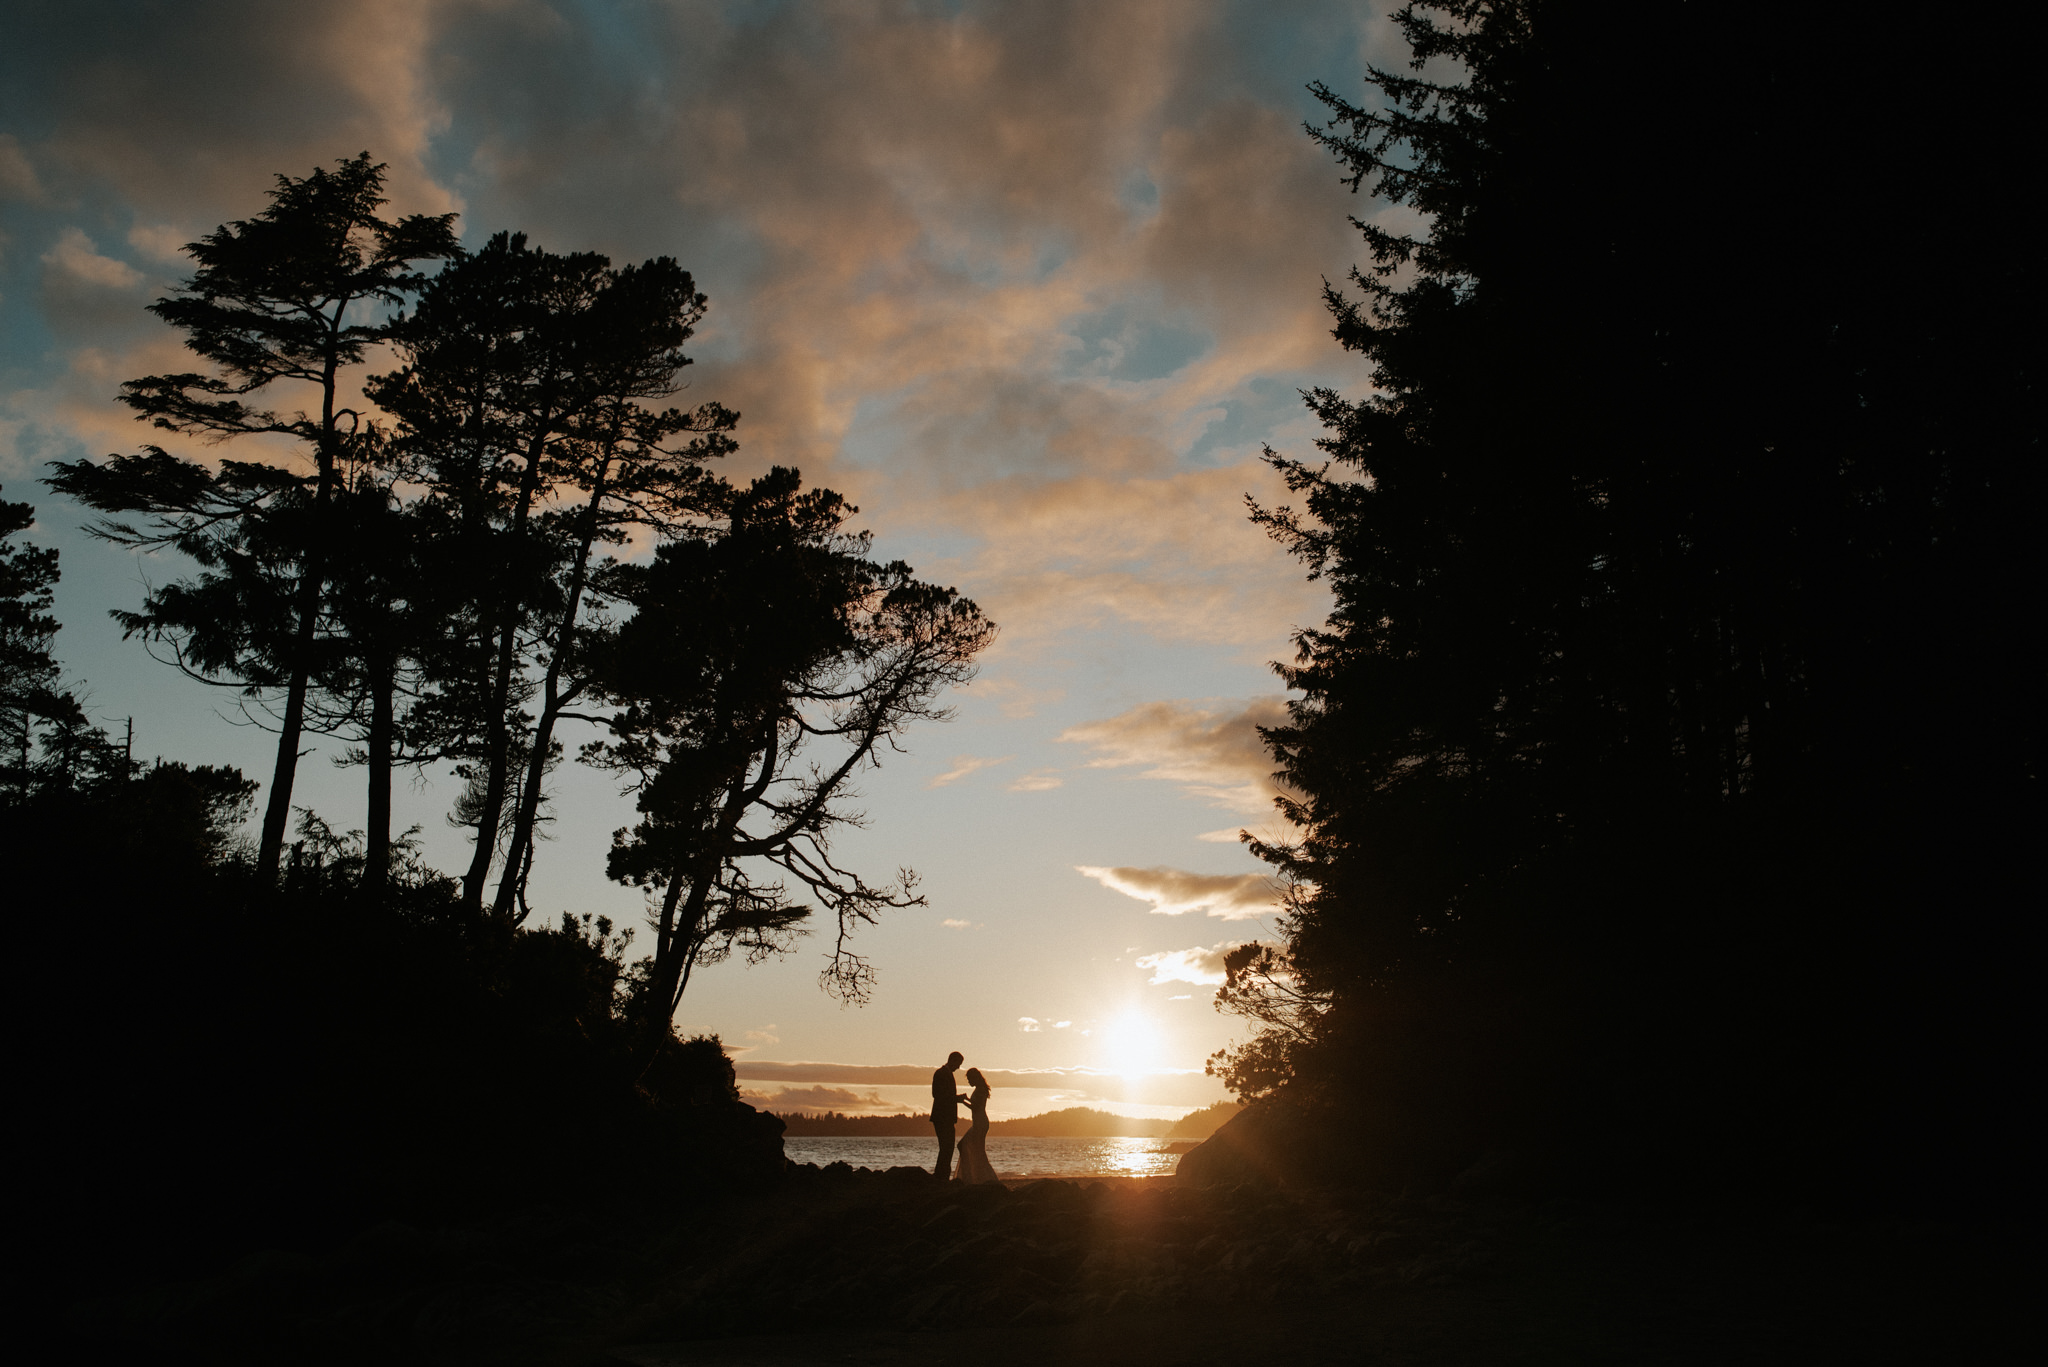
[67,1169,2030,1366]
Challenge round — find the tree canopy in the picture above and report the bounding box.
[1224,0,2041,1197]
[48,154,457,879]
[42,158,988,1046]
[588,467,996,1027]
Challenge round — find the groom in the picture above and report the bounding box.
[931,1051,966,1179]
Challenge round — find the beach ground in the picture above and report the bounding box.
[64,1171,2030,1365]
[598,1176,2026,1366]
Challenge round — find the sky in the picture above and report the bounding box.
[1,0,1403,1121]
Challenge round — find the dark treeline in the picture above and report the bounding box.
[1214,1,2040,1206]
[7,156,989,1285]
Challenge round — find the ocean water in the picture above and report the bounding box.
[782,1135,1192,1180]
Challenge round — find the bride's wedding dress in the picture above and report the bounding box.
[954,1086,998,1184]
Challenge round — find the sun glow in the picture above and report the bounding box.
[1098,1009,1163,1076]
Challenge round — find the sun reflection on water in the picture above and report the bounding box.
[783,1135,1187,1179]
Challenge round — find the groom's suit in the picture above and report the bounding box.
[930,1066,960,1179]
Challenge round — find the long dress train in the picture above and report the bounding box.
[955,1086,998,1183]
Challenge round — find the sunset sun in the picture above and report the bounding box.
[1099,1010,1163,1077]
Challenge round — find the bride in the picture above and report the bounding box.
[954,1067,998,1184]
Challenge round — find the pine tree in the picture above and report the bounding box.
[1230,1,2042,1190]
[0,488,70,798]
[47,155,455,879]
[370,234,735,912]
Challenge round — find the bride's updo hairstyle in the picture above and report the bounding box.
[965,1067,989,1092]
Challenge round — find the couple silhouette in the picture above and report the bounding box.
[931,1051,997,1183]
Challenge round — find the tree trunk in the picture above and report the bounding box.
[660,870,716,1009]
[257,345,345,882]
[636,862,715,1071]
[460,423,553,910]
[362,651,394,890]
[493,456,611,919]
[646,762,757,1030]
[459,620,518,907]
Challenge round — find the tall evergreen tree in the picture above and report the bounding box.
[316,469,432,888]
[0,487,72,798]
[47,155,456,879]
[370,234,734,913]
[1231,1,2041,1192]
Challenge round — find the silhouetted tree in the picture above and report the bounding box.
[0,487,132,798]
[46,154,456,880]
[315,473,434,887]
[369,234,735,912]
[486,269,737,920]
[586,468,995,1032]
[1229,0,2041,1195]
[1,486,67,798]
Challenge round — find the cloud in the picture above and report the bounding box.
[733,1060,1202,1088]
[1018,1017,1040,1032]
[743,1024,780,1046]
[7,2,1351,666]
[0,133,44,204]
[5,0,456,223]
[928,753,1012,788]
[4,1,1384,982]
[905,463,1330,653]
[1134,938,1281,986]
[975,678,1066,718]
[740,1085,888,1113]
[1060,697,1292,815]
[42,228,143,290]
[728,1061,1226,1107]
[1076,864,1277,920]
[941,918,973,929]
[126,223,191,263]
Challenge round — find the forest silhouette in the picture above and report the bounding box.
[5,1,2037,1360]
[8,155,991,1292]
[1205,0,2039,1207]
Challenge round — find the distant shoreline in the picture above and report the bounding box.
[773,1101,1239,1139]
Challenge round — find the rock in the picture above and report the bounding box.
[734,1102,787,1177]
[921,1204,966,1233]
[1011,1178,1086,1212]
[1175,1101,1312,1187]
[882,1164,936,1188]
[948,1179,1012,1213]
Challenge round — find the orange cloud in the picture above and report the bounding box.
[1060,697,1292,815]
[927,753,1013,788]
[1075,864,1277,920]
[740,1084,888,1113]
[1134,938,1284,987]
[11,2,1361,666]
